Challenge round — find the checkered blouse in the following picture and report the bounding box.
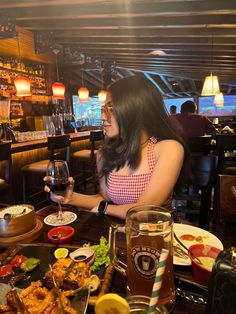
[106,138,172,210]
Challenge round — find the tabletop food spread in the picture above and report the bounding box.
[0,236,112,313]
[173,223,224,266]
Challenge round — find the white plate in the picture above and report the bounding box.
[173,223,223,266]
[44,211,77,226]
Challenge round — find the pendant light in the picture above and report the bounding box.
[98,66,108,103]
[14,36,31,97]
[52,49,65,99]
[214,92,224,107]
[78,68,89,101]
[98,89,108,103]
[201,35,220,96]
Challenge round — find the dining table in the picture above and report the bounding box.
[2,203,235,314]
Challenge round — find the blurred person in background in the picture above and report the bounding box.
[170,105,177,115]
[172,100,218,137]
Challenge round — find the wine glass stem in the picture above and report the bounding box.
[57,202,63,222]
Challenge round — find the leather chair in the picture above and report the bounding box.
[184,135,212,155]
[21,134,71,205]
[215,134,236,170]
[0,142,14,205]
[174,154,218,230]
[72,130,104,192]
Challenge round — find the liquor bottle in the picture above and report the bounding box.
[0,123,15,143]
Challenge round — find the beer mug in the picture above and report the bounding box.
[109,205,175,311]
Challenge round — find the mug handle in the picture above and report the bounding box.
[109,223,127,276]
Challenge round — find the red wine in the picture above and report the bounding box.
[47,179,69,194]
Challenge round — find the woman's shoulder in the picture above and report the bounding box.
[154,139,184,156]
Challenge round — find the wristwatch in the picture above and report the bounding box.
[98,200,109,216]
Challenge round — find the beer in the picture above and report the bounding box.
[127,232,175,308]
[110,205,175,312]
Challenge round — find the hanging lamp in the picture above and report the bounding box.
[52,49,65,99]
[98,65,108,103]
[14,36,31,97]
[78,68,89,101]
[214,92,224,107]
[201,35,220,96]
[98,89,108,103]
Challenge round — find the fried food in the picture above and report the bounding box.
[44,258,91,291]
[2,281,78,314]
[0,258,93,313]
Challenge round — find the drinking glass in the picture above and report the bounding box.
[44,160,77,226]
[109,205,175,311]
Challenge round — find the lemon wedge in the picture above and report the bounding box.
[95,293,130,314]
[88,274,100,292]
[54,248,69,259]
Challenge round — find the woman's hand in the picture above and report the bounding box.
[44,176,74,204]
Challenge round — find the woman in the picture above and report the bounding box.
[46,75,185,219]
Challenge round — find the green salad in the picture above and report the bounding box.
[84,236,110,271]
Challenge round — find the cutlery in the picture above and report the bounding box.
[174,232,203,265]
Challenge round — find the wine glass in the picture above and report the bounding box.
[44,160,77,226]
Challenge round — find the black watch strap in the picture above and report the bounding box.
[98,201,109,215]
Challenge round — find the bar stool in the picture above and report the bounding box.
[0,142,15,205]
[173,154,218,230]
[72,130,104,192]
[21,134,71,205]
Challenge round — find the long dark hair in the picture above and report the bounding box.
[100,75,187,178]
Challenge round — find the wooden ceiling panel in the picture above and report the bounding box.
[0,0,236,97]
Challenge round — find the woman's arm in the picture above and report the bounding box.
[53,139,184,220]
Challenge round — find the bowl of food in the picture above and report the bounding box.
[188,244,222,286]
[47,226,75,244]
[0,204,36,238]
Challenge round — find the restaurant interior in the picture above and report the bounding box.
[0,1,236,314]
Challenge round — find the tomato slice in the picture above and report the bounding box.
[0,264,13,277]
[11,255,28,267]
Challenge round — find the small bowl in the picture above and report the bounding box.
[47,226,75,244]
[188,244,222,286]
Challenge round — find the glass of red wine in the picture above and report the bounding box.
[44,160,77,226]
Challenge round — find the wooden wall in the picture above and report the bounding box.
[0,26,54,64]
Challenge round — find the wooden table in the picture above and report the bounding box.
[32,204,212,314]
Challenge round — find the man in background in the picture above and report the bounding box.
[172,100,217,137]
[170,105,177,115]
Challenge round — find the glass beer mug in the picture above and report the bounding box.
[109,205,175,311]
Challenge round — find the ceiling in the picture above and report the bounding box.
[1,0,236,98]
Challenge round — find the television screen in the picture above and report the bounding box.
[72,96,102,126]
[198,96,236,117]
[164,97,194,114]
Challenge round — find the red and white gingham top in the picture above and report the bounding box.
[106,138,172,210]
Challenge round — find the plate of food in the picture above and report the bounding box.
[0,236,112,312]
[173,223,224,266]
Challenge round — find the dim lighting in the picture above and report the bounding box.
[14,36,31,97]
[78,68,89,101]
[201,35,221,96]
[52,82,66,99]
[214,92,224,107]
[78,87,89,102]
[98,89,108,103]
[52,49,65,99]
[201,73,220,96]
[14,77,31,97]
